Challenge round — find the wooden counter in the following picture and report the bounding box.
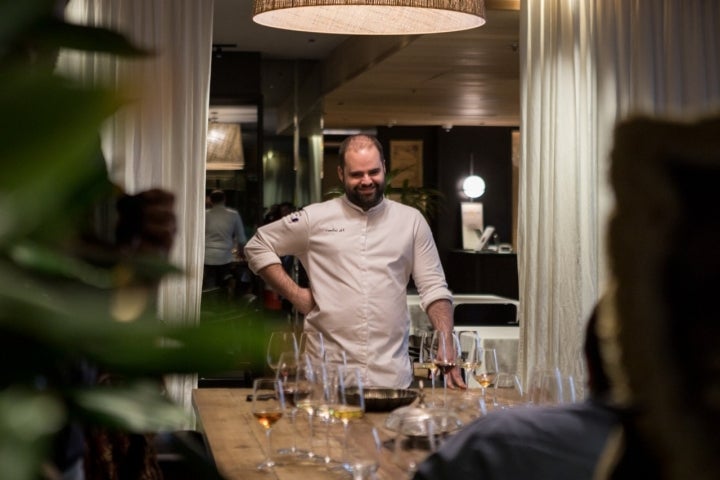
[192,387,482,480]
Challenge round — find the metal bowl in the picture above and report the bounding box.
[357,388,418,412]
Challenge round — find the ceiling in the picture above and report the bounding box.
[211,0,520,132]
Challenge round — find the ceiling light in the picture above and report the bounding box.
[252,1,486,35]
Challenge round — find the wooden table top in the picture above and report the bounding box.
[192,387,485,480]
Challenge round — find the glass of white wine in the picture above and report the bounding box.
[472,347,498,399]
[251,378,286,470]
[430,330,461,407]
[294,354,327,462]
[457,330,481,390]
[418,331,439,405]
[331,365,365,473]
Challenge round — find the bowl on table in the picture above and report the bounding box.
[347,387,418,412]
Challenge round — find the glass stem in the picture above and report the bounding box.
[325,418,332,464]
[443,374,448,406]
[307,413,315,458]
[342,421,349,465]
[265,428,273,464]
[289,409,297,452]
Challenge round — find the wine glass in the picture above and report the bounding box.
[266,331,298,376]
[276,350,298,384]
[457,330,481,388]
[293,354,327,462]
[430,330,461,407]
[472,347,498,399]
[492,372,525,409]
[560,374,578,404]
[528,366,563,405]
[332,365,365,474]
[275,350,302,458]
[393,415,438,477]
[251,378,286,470]
[323,344,348,367]
[299,330,325,363]
[418,331,439,404]
[344,423,382,480]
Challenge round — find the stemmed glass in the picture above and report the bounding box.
[276,350,298,384]
[492,372,525,409]
[331,365,365,474]
[293,354,327,463]
[324,344,348,367]
[528,367,563,405]
[266,331,298,376]
[318,347,348,465]
[430,330,461,407]
[275,350,302,457]
[472,347,498,399]
[299,330,325,359]
[251,378,286,470]
[344,423,382,480]
[393,416,438,478]
[457,330,481,389]
[418,331,439,404]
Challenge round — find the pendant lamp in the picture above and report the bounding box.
[252,1,486,35]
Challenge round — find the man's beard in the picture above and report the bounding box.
[345,179,385,210]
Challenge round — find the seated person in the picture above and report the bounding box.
[595,116,720,479]
[414,304,617,480]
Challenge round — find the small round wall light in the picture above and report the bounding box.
[462,175,486,199]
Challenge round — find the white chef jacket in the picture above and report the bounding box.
[245,195,452,388]
[205,205,246,265]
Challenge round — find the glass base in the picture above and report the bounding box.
[256,459,276,470]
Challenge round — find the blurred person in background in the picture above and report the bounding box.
[203,189,246,293]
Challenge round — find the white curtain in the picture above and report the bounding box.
[519,0,720,388]
[60,0,214,423]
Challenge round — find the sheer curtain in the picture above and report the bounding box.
[61,0,214,422]
[519,0,720,386]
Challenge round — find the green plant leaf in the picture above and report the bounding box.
[0,388,66,480]
[70,382,187,432]
[0,69,121,246]
[32,17,152,57]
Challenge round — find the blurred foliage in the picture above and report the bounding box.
[325,165,445,221]
[0,1,270,478]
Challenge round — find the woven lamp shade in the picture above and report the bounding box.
[252,0,486,35]
[206,123,244,170]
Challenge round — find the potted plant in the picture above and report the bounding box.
[0,2,263,478]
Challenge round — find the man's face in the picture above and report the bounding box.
[338,145,386,210]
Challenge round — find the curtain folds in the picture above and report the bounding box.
[519,0,720,388]
[61,0,214,424]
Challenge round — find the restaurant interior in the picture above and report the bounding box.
[2,1,719,479]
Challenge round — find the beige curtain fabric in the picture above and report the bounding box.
[519,0,720,390]
[61,0,214,425]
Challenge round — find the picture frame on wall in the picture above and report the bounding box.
[389,140,423,187]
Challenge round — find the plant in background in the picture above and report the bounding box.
[0,1,264,478]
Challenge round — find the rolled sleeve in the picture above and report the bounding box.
[244,210,309,274]
[412,217,453,310]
